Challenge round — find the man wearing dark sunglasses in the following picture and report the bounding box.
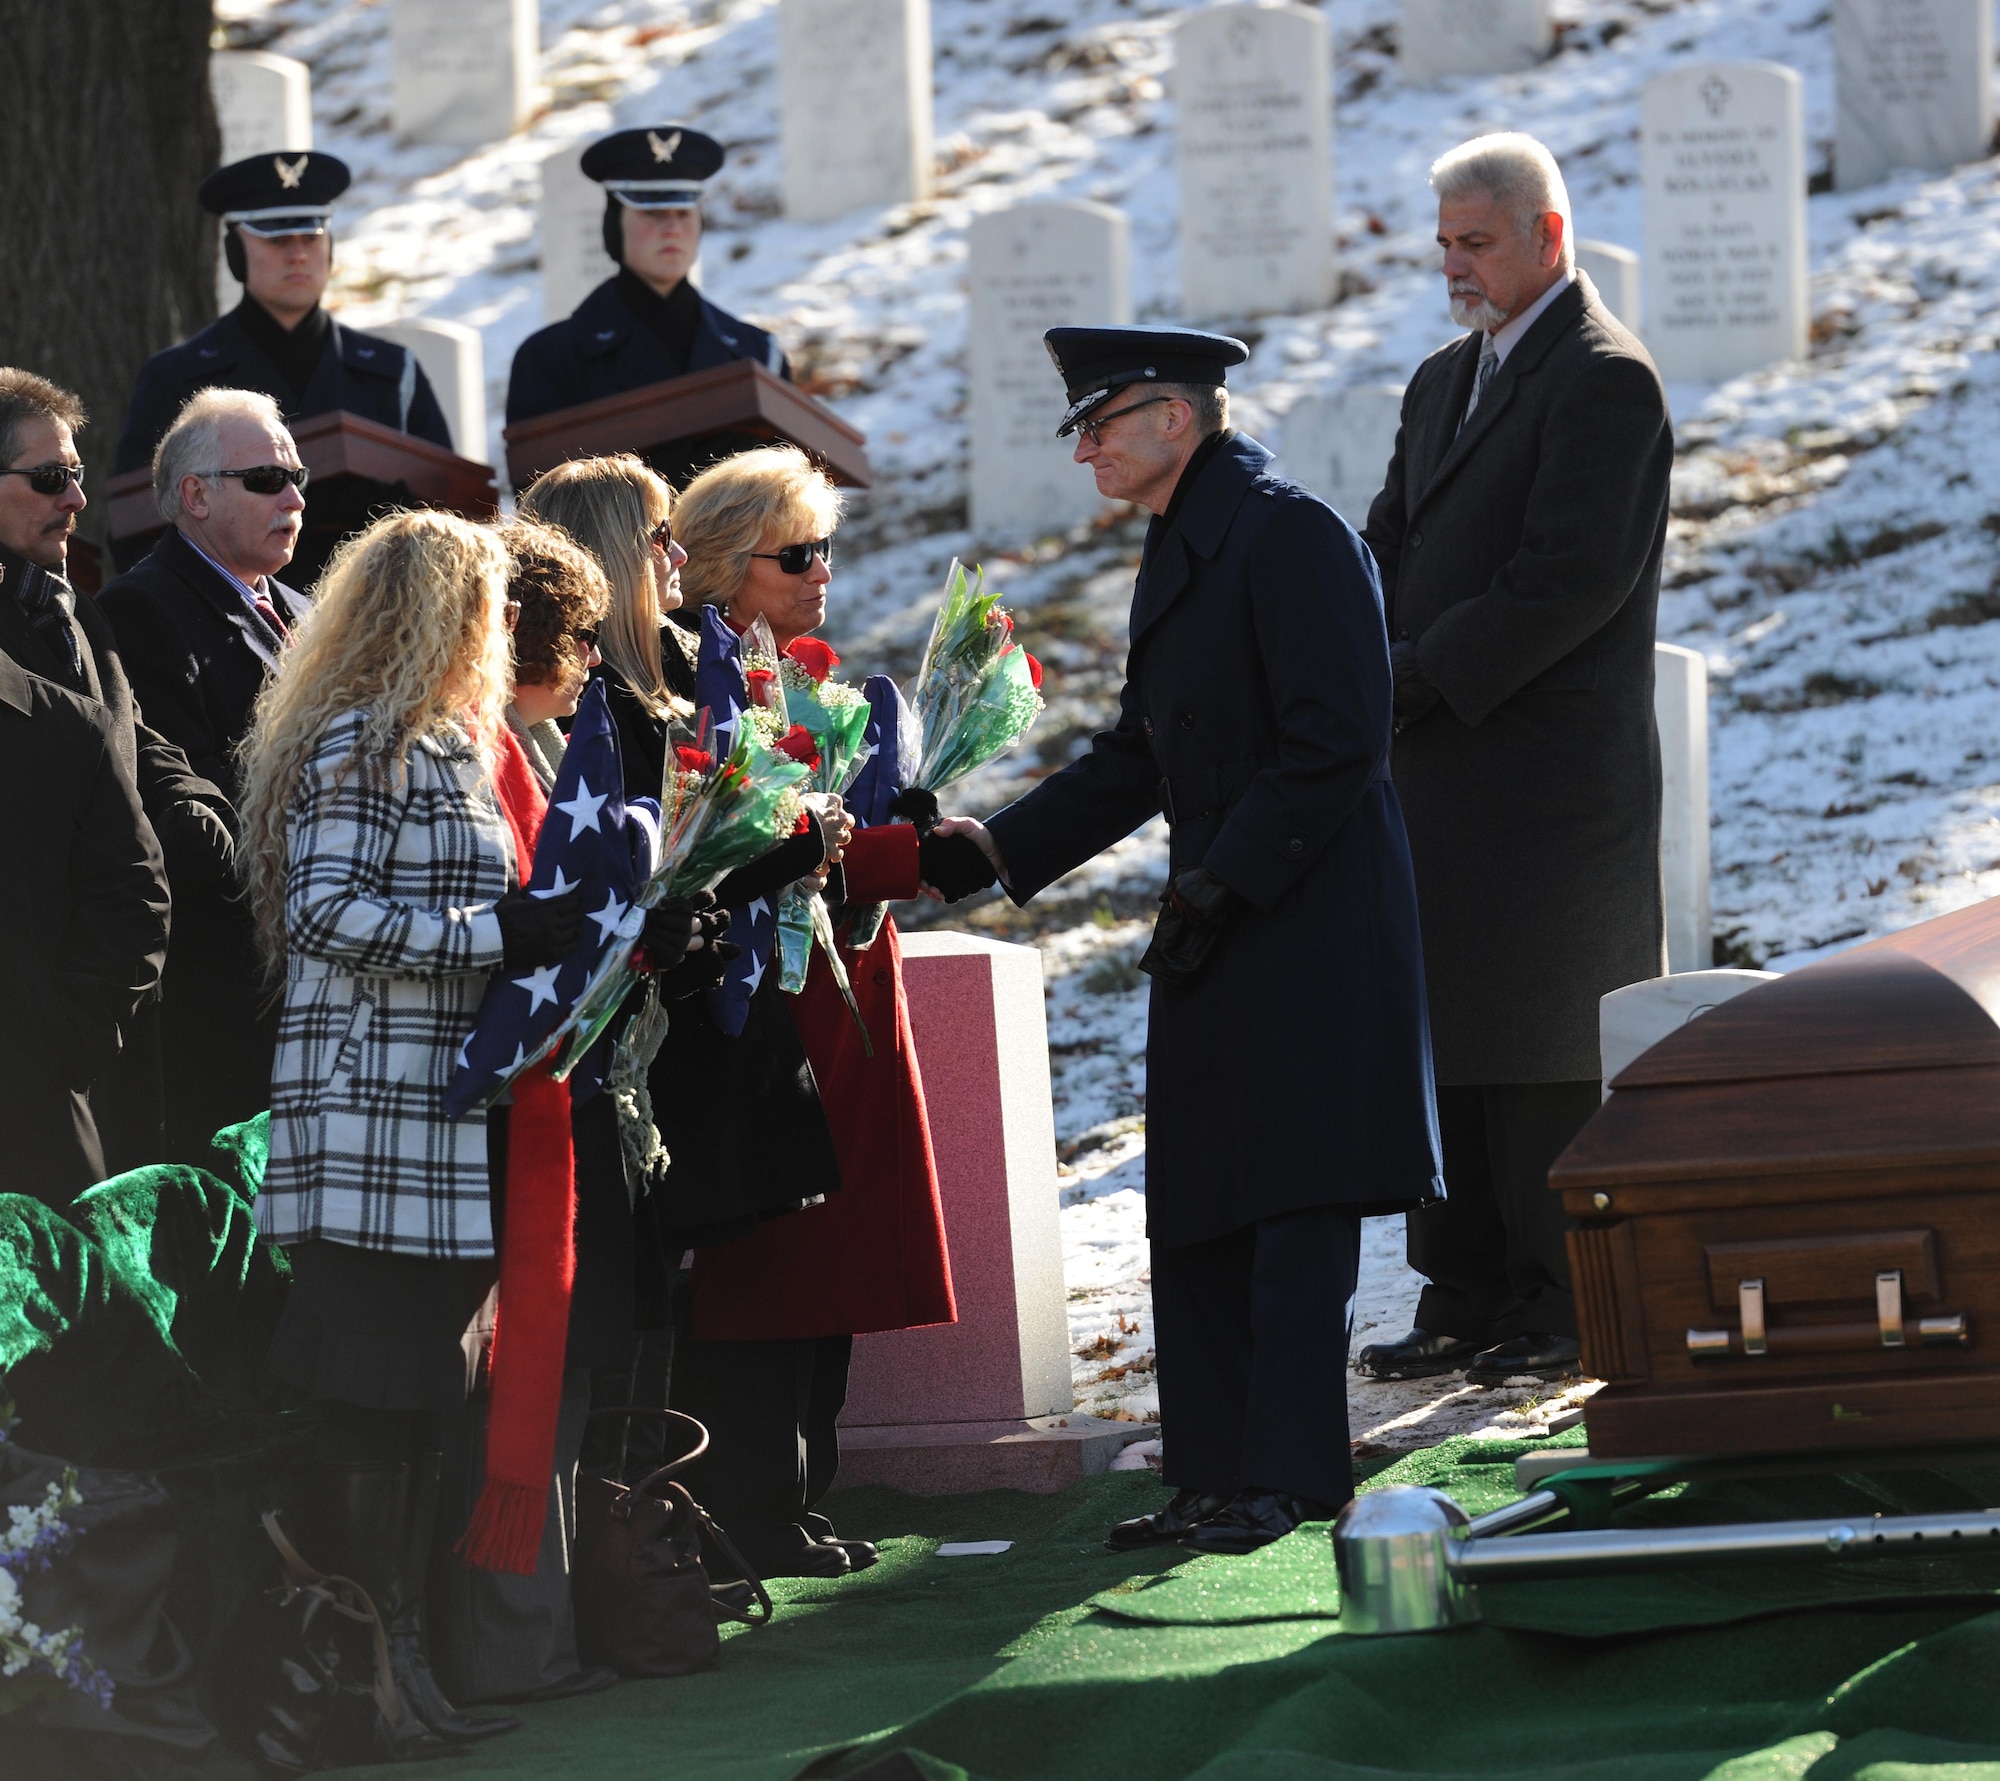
[0,367,233,1176]
[112,152,453,574]
[98,387,315,1162]
[921,325,1441,1559]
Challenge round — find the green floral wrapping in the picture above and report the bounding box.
[910,559,1045,796]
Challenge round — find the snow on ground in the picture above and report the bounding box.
[219,0,2000,1456]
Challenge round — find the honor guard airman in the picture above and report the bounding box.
[113,152,454,575]
[505,125,789,474]
[921,326,1443,1555]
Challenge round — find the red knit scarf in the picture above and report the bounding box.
[455,726,577,1576]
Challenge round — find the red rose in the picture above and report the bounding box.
[774,723,823,770]
[793,810,813,835]
[785,636,840,683]
[1025,651,1043,691]
[674,745,714,774]
[745,667,778,706]
[988,609,1015,633]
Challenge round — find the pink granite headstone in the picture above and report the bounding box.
[836,933,1142,1493]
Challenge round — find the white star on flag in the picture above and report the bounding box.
[530,865,578,901]
[554,777,608,840]
[713,697,742,750]
[491,1040,528,1078]
[588,891,630,946]
[741,943,769,996]
[513,963,563,1014]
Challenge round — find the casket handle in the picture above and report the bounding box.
[1877,1270,1907,1349]
[1687,1311,1970,1358]
[1739,1278,1767,1356]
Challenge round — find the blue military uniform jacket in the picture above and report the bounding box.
[986,433,1443,1247]
[506,277,790,425]
[114,308,453,477]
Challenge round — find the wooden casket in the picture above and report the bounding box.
[1554,896,2000,1460]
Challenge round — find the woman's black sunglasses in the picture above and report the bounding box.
[206,464,310,495]
[648,518,673,551]
[749,538,832,575]
[0,463,85,496]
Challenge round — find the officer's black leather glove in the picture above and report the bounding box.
[495,884,586,969]
[919,830,999,903]
[889,787,942,833]
[1390,639,1440,730]
[1138,865,1241,989]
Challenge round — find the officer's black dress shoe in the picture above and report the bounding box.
[1180,1488,1339,1556]
[1353,1327,1484,1381]
[1466,1332,1583,1384]
[806,1511,880,1571]
[1104,1488,1232,1552]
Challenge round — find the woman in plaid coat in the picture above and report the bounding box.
[236,511,589,1761]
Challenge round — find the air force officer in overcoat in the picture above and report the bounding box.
[1356,135,1671,1389]
[923,327,1441,1555]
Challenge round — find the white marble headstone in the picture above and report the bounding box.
[1654,642,1711,976]
[373,318,486,460]
[1278,384,1404,527]
[781,0,934,223]
[1576,241,1641,334]
[968,201,1131,539]
[1599,969,1777,1091]
[1175,4,1335,320]
[1835,0,1994,192]
[1641,62,1807,384]
[538,141,619,325]
[1399,0,1552,85]
[392,0,538,147]
[210,52,313,310]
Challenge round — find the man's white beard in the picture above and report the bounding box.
[1448,288,1509,330]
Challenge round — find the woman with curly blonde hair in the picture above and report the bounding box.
[237,508,589,1760]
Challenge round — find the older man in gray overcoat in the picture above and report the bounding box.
[1355,133,1672,1386]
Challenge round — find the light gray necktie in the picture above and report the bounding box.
[1460,338,1499,433]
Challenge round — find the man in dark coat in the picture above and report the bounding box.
[507,126,789,488]
[0,369,232,1171]
[114,152,453,580]
[98,387,311,1160]
[1355,133,1671,1387]
[924,327,1441,1554]
[0,649,171,1204]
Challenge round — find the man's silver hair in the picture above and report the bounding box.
[1429,133,1574,273]
[153,387,292,523]
[1163,383,1229,436]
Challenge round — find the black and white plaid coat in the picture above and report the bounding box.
[261,709,514,1258]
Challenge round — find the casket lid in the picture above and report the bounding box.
[1611,898,2000,1091]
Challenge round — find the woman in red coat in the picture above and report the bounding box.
[668,447,956,1577]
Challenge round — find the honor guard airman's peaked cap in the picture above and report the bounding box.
[582,126,726,209]
[1045,326,1251,437]
[198,151,350,236]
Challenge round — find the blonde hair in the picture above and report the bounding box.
[517,454,679,717]
[672,446,844,610]
[236,509,514,976]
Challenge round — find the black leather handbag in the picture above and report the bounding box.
[572,1408,771,1678]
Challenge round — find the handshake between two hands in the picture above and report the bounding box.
[914,812,1006,904]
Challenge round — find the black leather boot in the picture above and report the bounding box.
[1105,1488,1232,1552]
[301,1461,519,1749]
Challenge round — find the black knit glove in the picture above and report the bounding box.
[1390,639,1440,730]
[889,786,942,833]
[495,884,586,968]
[919,830,999,903]
[642,892,728,969]
[662,935,740,999]
[1137,866,1241,990]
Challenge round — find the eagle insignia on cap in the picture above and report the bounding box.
[274,155,308,190]
[648,129,683,164]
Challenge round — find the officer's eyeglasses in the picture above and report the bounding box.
[1077,398,1171,446]
[749,539,832,575]
[206,465,310,495]
[1,463,85,496]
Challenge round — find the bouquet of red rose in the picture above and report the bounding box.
[734,619,872,1048]
[545,713,813,1080]
[901,558,1044,819]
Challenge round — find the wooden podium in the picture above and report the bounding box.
[108,410,499,587]
[501,360,872,494]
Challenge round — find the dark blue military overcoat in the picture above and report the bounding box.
[114,309,453,476]
[986,433,1442,1249]
[505,277,789,425]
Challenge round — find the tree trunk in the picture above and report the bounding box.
[0,1,218,552]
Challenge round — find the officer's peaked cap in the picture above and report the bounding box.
[1045,326,1250,437]
[198,152,350,235]
[582,126,725,207]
